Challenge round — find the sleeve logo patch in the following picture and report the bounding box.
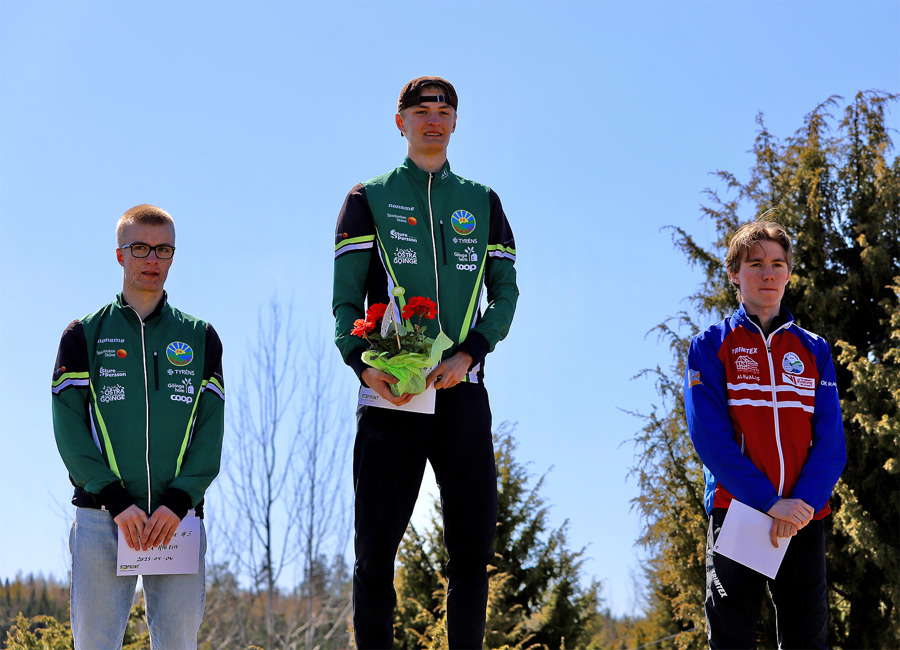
[688,369,702,387]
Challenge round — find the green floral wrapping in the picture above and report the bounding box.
[361,331,454,396]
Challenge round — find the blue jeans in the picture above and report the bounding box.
[69,507,207,650]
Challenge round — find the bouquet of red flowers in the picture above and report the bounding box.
[351,296,452,396]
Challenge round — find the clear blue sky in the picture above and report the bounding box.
[1,0,897,618]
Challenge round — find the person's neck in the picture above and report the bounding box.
[407,149,447,174]
[123,287,163,320]
[746,304,781,336]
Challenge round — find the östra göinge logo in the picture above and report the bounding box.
[450,210,475,236]
[166,341,194,366]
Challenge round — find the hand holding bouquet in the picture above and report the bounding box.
[352,296,453,396]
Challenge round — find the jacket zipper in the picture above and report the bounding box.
[750,319,787,497]
[129,306,153,514]
[764,338,785,496]
[153,351,159,391]
[427,173,443,331]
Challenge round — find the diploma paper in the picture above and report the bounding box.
[117,513,201,576]
[358,385,436,414]
[713,499,790,579]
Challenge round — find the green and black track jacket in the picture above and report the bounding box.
[333,157,518,383]
[51,293,225,520]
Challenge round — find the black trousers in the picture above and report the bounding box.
[352,382,497,650]
[705,508,828,649]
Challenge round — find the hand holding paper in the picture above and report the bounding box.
[767,498,814,547]
[114,504,149,551]
[714,499,791,579]
[143,505,181,549]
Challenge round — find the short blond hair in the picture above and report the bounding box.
[116,204,175,246]
[725,220,793,298]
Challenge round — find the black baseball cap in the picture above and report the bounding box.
[397,76,458,112]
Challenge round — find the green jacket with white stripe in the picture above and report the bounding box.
[51,292,225,519]
[333,157,519,384]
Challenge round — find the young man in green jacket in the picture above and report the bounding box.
[52,205,225,649]
[333,77,518,648]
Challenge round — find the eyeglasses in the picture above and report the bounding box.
[120,242,176,259]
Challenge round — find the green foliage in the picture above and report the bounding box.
[4,614,72,650]
[122,598,150,650]
[627,317,706,650]
[3,599,149,650]
[1,575,69,649]
[631,90,900,649]
[393,422,615,650]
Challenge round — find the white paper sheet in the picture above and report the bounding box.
[713,499,790,579]
[358,385,436,414]
[116,513,201,576]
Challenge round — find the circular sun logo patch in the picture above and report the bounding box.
[166,341,194,366]
[450,210,476,236]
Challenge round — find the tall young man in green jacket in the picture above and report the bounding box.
[52,205,225,649]
[333,77,518,648]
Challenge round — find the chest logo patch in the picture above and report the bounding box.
[390,229,418,243]
[783,373,815,389]
[782,352,804,374]
[393,248,418,265]
[735,355,759,372]
[100,384,126,403]
[166,342,194,367]
[451,210,476,236]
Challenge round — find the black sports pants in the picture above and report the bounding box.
[352,382,497,650]
[705,507,828,649]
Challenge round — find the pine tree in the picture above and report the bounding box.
[393,422,608,650]
[631,90,900,648]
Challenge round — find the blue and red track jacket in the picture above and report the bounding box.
[685,304,846,519]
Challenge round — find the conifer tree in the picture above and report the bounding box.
[631,91,899,649]
[393,423,609,650]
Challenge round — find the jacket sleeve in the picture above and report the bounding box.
[789,339,846,510]
[459,189,519,366]
[332,183,377,381]
[52,320,133,515]
[161,322,226,518]
[684,331,781,514]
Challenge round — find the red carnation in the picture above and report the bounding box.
[366,303,388,323]
[402,296,437,321]
[351,319,375,337]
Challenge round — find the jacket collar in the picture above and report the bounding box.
[733,302,794,337]
[116,291,168,322]
[401,156,452,187]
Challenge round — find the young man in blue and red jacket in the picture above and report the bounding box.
[685,220,846,649]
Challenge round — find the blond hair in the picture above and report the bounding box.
[116,204,175,246]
